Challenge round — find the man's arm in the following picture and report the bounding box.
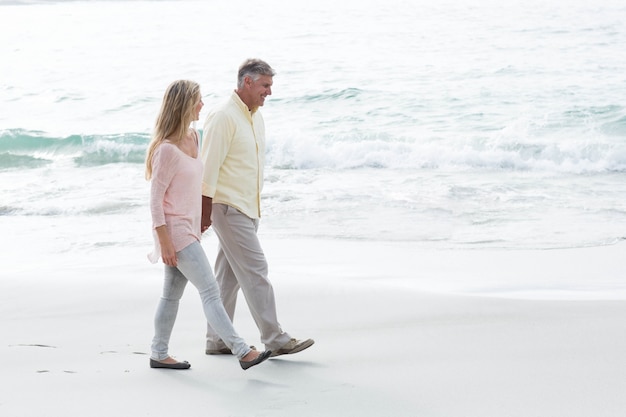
[201,195,213,233]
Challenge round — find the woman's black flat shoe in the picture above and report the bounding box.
[239,350,272,370]
[150,358,191,369]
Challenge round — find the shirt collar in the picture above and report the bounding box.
[231,91,258,116]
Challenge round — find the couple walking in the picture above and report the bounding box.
[145,59,314,371]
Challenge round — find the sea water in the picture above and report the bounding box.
[1,0,626,270]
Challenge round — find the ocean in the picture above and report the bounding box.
[1,0,626,270]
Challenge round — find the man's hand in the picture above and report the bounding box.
[201,195,213,233]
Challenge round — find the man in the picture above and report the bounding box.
[200,58,314,357]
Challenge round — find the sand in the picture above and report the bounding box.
[2,237,625,417]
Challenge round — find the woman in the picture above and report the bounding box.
[145,80,271,370]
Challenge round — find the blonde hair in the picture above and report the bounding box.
[145,80,201,180]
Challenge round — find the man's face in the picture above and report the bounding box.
[248,74,273,109]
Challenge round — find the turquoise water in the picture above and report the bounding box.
[1,0,626,256]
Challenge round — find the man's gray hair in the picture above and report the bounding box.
[237,58,276,88]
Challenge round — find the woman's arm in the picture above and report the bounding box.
[155,225,177,266]
[149,144,178,265]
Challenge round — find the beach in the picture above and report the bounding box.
[2,1,626,415]
[3,237,625,417]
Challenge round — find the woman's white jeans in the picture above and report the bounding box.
[151,241,250,360]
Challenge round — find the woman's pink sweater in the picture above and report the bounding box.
[148,141,202,263]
